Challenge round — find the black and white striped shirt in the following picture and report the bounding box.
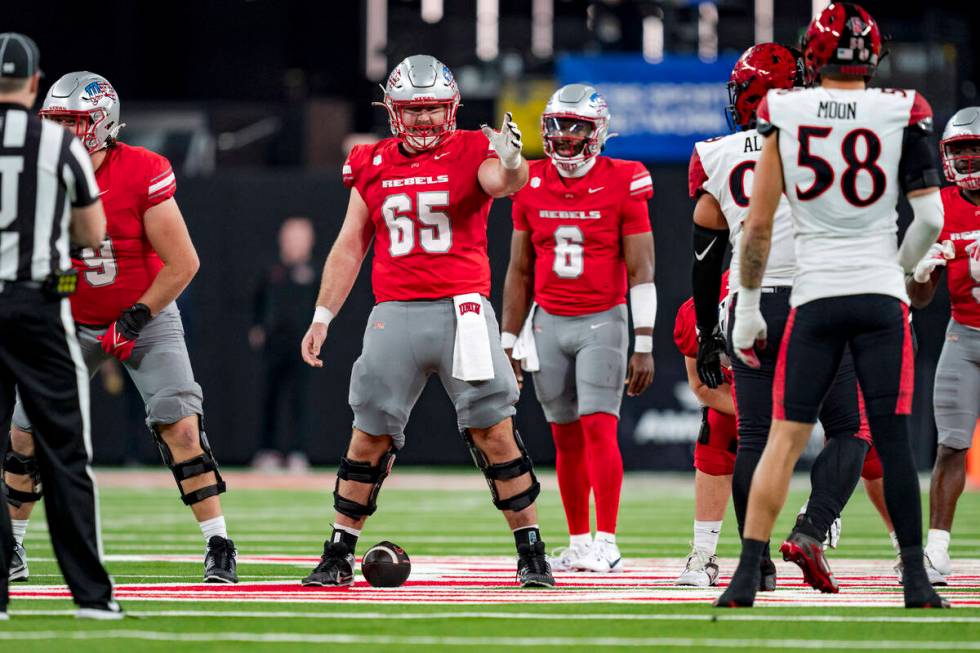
[0,103,99,282]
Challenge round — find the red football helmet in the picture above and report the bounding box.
[726,43,804,131]
[801,3,882,85]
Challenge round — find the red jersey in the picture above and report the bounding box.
[938,185,980,329]
[510,157,653,316]
[71,143,176,325]
[343,130,498,303]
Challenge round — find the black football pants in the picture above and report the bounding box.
[0,287,113,609]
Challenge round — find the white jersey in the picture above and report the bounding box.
[757,86,933,307]
[690,129,796,293]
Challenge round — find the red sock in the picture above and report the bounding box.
[580,412,623,534]
[550,420,591,536]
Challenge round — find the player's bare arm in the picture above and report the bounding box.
[478,112,529,198]
[69,199,107,249]
[139,198,200,315]
[501,229,535,387]
[684,357,734,415]
[301,188,374,368]
[624,230,655,396]
[691,191,730,388]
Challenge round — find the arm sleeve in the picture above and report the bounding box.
[511,196,530,231]
[140,152,177,215]
[692,222,728,331]
[62,134,100,207]
[688,147,709,198]
[899,99,941,193]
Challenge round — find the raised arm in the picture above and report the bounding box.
[300,188,375,367]
[478,113,529,198]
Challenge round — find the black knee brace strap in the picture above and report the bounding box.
[2,450,42,507]
[151,418,227,506]
[462,426,540,512]
[333,449,396,519]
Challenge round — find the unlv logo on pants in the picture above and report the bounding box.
[458,302,481,316]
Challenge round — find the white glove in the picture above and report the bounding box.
[912,243,947,283]
[481,111,523,170]
[967,239,980,284]
[731,288,767,369]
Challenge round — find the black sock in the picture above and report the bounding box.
[803,436,868,538]
[739,538,767,572]
[330,526,359,554]
[513,526,541,550]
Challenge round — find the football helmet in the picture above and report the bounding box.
[39,72,123,154]
[376,55,460,151]
[940,107,980,190]
[541,84,610,173]
[726,43,804,131]
[801,3,882,85]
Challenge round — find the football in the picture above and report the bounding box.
[361,541,412,588]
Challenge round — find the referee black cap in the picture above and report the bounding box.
[0,33,42,79]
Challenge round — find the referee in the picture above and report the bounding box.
[0,33,119,619]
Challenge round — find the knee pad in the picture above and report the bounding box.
[462,424,540,512]
[333,448,396,519]
[2,449,43,508]
[151,416,226,506]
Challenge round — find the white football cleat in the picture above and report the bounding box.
[925,548,952,576]
[573,539,623,573]
[825,516,841,550]
[549,542,592,572]
[894,555,948,586]
[675,548,720,587]
[0,611,7,621]
[76,602,124,620]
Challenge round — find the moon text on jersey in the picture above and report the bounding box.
[817,101,857,120]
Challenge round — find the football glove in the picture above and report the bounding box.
[481,112,523,169]
[99,303,151,362]
[696,326,727,389]
[731,289,767,369]
[912,243,947,283]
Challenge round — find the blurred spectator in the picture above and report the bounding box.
[249,217,319,472]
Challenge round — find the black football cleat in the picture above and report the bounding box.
[204,536,239,584]
[9,542,28,583]
[714,564,760,608]
[303,541,356,587]
[781,530,839,593]
[517,541,555,588]
[759,556,777,592]
[902,562,951,608]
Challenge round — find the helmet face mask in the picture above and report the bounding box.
[540,84,610,173]
[39,72,122,154]
[941,107,980,191]
[378,55,460,152]
[726,43,804,132]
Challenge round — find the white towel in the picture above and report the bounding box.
[452,293,495,381]
[512,303,540,372]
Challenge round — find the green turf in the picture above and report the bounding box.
[4,471,980,652]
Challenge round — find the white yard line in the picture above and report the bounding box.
[0,631,978,649]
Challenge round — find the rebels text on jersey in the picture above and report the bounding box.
[343,130,498,303]
[71,142,177,325]
[689,129,796,292]
[938,185,980,329]
[757,86,935,307]
[510,157,652,316]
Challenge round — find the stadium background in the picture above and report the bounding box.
[5,0,979,471]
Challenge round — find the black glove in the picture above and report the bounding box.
[696,325,727,389]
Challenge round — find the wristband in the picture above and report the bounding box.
[634,335,653,353]
[735,286,761,312]
[312,305,335,327]
[629,282,657,329]
[501,331,518,349]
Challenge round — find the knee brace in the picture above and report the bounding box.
[462,424,540,512]
[151,416,227,506]
[333,448,396,519]
[2,449,43,508]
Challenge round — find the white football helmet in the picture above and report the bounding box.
[39,71,123,154]
[376,55,460,151]
[541,84,610,173]
[941,106,980,190]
